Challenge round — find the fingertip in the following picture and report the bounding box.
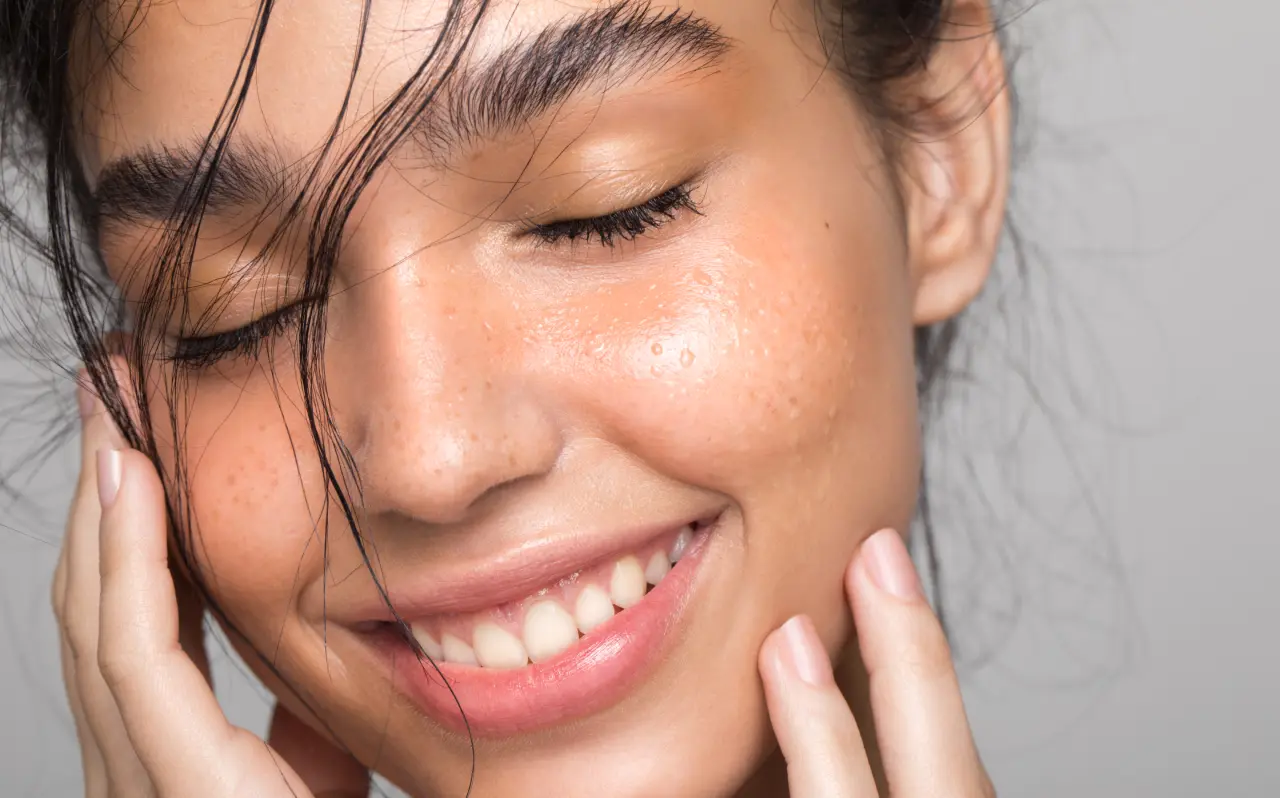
[95,448,122,510]
[849,528,923,604]
[97,448,170,572]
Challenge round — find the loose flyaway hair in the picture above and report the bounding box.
[0,0,1023,793]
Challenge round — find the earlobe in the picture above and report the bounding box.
[903,9,1011,326]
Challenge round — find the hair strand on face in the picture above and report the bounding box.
[0,0,1032,791]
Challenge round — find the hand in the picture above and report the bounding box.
[758,528,996,797]
[51,375,370,798]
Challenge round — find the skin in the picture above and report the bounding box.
[54,0,1010,795]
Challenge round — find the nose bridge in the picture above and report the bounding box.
[337,261,561,525]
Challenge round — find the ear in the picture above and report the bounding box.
[902,0,1011,326]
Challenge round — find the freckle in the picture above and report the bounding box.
[680,349,695,368]
[824,221,830,230]
[651,342,663,356]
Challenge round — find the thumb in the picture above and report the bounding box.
[758,615,878,798]
[267,703,369,798]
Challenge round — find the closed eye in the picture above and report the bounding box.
[164,299,312,369]
[522,181,702,248]
[163,181,703,370]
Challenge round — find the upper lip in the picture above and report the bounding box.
[339,507,724,623]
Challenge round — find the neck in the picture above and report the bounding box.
[736,637,888,797]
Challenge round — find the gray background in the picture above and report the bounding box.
[2,0,1277,795]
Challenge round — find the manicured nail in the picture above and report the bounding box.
[862,529,923,601]
[96,448,121,509]
[76,372,95,418]
[777,615,834,687]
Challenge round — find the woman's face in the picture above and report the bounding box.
[80,0,999,794]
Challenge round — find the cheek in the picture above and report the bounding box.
[537,188,922,643]
[149,374,327,629]
[549,228,919,507]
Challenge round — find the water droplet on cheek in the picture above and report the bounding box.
[680,348,696,368]
[651,342,664,356]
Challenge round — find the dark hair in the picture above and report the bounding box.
[0,0,1018,788]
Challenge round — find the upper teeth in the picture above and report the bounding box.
[473,623,528,670]
[523,601,579,664]
[573,586,615,634]
[670,526,692,561]
[609,556,647,609]
[408,526,695,669]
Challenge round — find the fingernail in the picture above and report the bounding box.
[96,448,121,509]
[76,372,95,418]
[862,529,923,601]
[777,615,834,687]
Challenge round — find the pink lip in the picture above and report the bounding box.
[342,513,719,622]
[367,524,714,737]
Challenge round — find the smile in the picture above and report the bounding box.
[407,522,697,669]
[363,512,723,737]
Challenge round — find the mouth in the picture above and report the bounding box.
[361,512,722,737]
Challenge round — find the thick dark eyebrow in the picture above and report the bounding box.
[91,1,731,228]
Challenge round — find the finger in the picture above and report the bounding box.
[759,614,879,798]
[59,630,110,798]
[847,529,992,797]
[56,493,106,797]
[63,377,154,794]
[268,704,369,798]
[96,447,311,796]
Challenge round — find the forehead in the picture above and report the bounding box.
[75,0,783,175]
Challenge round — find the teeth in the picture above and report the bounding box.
[441,632,477,666]
[670,526,693,562]
[574,585,615,634]
[645,551,671,585]
[473,622,529,670]
[522,601,580,663]
[411,625,445,660]
[610,555,647,609]
[414,530,707,668]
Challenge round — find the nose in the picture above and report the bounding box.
[330,264,562,526]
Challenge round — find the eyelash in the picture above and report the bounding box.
[167,182,701,368]
[523,182,701,247]
[166,302,309,369]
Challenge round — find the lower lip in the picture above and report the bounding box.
[371,524,714,738]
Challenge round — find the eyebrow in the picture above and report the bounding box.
[92,1,731,227]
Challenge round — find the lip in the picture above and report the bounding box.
[343,510,723,622]
[363,517,718,737]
